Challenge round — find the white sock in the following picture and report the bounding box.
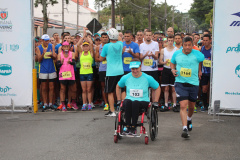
[183,126,188,130]
[44,103,47,106]
[187,116,192,121]
[49,103,52,106]
[173,103,176,107]
[165,103,168,107]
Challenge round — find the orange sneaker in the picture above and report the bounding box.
[57,104,62,110]
[67,103,72,109]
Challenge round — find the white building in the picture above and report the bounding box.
[34,0,98,35]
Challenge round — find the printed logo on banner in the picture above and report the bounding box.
[0,8,13,32]
[10,44,19,51]
[0,86,16,97]
[230,12,240,26]
[226,43,240,53]
[0,9,8,20]
[0,64,12,76]
[0,43,4,54]
[235,65,240,78]
[0,43,19,54]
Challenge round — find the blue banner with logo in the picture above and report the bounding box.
[0,0,32,106]
[212,0,240,110]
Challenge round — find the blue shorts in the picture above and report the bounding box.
[80,74,93,81]
[175,82,199,102]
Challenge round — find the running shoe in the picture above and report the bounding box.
[90,102,95,108]
[71,103,79,110]
[41,105,47,112]
[122,127,130,135]
[81,104,87,111]
[131,128,137,136]
[172,106,179,112]
[103,104,109,111]
[165,106,170,111]
[57,104,62,110]
[194,106,197,113]
[49,105,55,111]
[181,128,190,138]
[187,120,192,131]
[99,101,105,107]
[105,111,116,117]
[88,104,92,111]
[62,105,67,112]
[67,103,72,109]
[159,106,165,112]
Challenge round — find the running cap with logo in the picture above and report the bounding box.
[94,33,101,37]
[95,37,100,41]
[41,34,50,41]
[62,41,69,46]
[75,32,82,37]
[82,42,89,46]
[108,28,119,40]
[129,61,141,69]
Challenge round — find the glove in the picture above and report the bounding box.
[56,60,62,68]
[69,59,76,65]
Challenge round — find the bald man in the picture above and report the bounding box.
[167,27,174,36]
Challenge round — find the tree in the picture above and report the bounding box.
[34,0,69,34]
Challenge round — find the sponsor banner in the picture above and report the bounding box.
[212,0,240,110]
[0,0,32,106]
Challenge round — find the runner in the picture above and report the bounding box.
[139,29,160,101]
[100,28,124,117]
[36,34,57,111]
[159,35,178,112]
[193,34,201,50]
[170,36,204,138]
[199,34,212,112]
[153,32,161,41]
[57,41,78,111]
[50,37,56,45]
[136,30,144,46]
[174,34,183,49]
[95,32,109,111]
[167,27,174,36]
[79,40,94,111]
[53,32,60,44]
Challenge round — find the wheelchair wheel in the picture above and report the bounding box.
[114,112,123,140]
[145,136,148,145]
[149,105,158,141]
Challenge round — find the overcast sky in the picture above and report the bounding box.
[88,0,193,13]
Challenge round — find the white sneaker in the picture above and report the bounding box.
[105,111,116,117]
[91,102,95,108]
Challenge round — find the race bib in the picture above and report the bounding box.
[102,60,107,64]
[83,62,91,69]
[125,48,133,53]
[180,68,192,77]
[62,71,72,79]
[143,59,153,66]
[203,60,211,67]
[44,52,52,59]
[130,89,143,98]
[166,59,171,66]
[124,57,132,64]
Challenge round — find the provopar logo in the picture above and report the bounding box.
[0,64,12,76]
[0,8,8,20]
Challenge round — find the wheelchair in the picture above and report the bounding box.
[114,101,158,145]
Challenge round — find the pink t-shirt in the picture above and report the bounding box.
[59,51,75,81]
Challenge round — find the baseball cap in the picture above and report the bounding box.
[129,61,141,69]
[82,42,89,46]
[94,33,101,37]
[62,41,69,46]
[95,37,100,41]
[75,32,82,37]
[41,34,50,41]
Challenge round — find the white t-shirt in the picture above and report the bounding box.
[140,41,159,71]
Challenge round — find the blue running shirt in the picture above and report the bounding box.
[171,49,204,86]
[118,72,159,102]
[201,46,212,74]
[101,41,124,76]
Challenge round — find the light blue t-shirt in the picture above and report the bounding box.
[171,49,204,86]
[122,41,140,72]
[55,43,62,54]
[118,72,159,102]
[101,41,124,76]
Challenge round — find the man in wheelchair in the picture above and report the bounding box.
[116,58,160,135]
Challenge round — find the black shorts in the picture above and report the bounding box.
[105,75,122,93]
[175,82,199,102]
[59,80,75,86]
[161,67,175,86]
[143,71,159,83]
[40,79,55,83]
[99,71,106,82]
[201,74,210,86]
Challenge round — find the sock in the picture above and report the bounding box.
[165,103,168,107]
[202,93,208,108]
[44,103,47,106]
[187,116,192,121]
[173,103,176,107]
[49,103,52,106]
[183,126,188,130]
[61,101,65,105]
[72,99,76,104]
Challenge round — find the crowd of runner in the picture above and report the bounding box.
[34,27,212,116]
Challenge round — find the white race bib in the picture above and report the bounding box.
[130,89,143,98]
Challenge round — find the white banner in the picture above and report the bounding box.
[0,0,33,106]
[212,0,240,110]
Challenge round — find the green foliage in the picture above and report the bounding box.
[205,8,213,26]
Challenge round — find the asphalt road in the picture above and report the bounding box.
[0,107,239,160]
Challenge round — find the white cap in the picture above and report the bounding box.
[108,28,119,40]
[41,34,50,41]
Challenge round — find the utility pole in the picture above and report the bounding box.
[77,0,79,32]
[148,0,151,30]
[119,0,122,32]
[111,0,115,28]
[172,6,174,29]
[62,0,64,33]
[164,0,167,34]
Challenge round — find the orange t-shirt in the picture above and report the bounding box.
[193,45,200,51]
